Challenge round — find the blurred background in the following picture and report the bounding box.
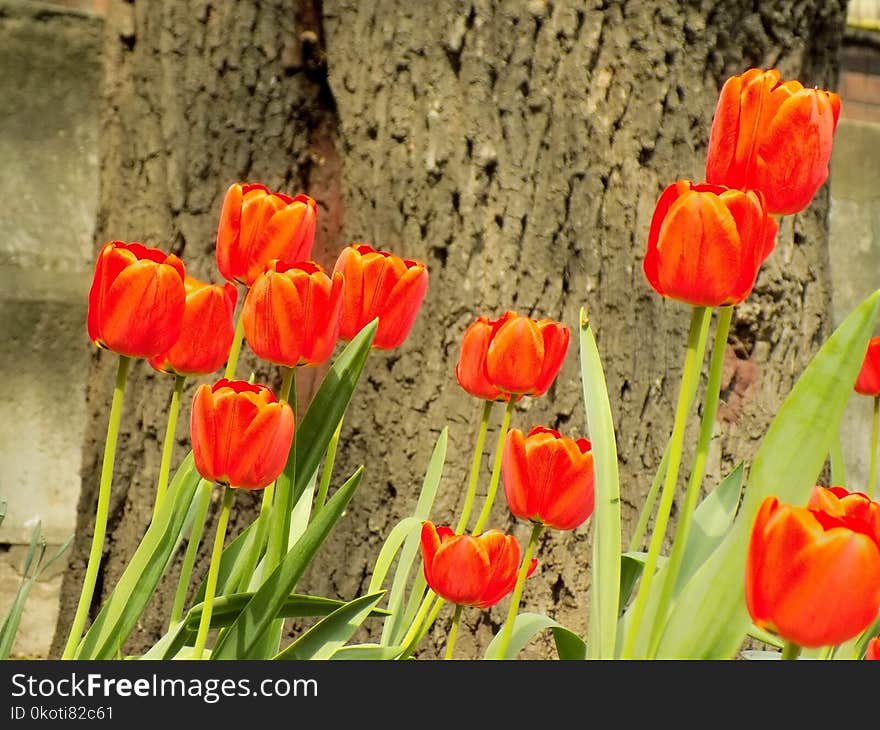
[1,0,878,658]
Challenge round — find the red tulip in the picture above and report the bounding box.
[149,276,238,376]
[745,487,880,648]
[190,379,295,490]
[332,244,429,350]
[242,260,344,368]
[855,336,880,396]
[87,241,186,359]
[866,636,880,660]
[643,180,778,307]
[502,426,595,531]
[706,68,841,216]
[420,521,537,608]
[215,183,317,286]
[468,311,569,397]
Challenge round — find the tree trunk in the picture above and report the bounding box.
[53,0,847,659]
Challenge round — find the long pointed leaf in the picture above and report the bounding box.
[484,612,586,660]
[274,591,387,660]
[210,467,364,660]
[656,288,880,658]
[580,309,621,658]
[75,453,202,659]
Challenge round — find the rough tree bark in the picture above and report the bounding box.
[53,0,847,659]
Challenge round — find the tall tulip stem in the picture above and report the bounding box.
[648,305,731,656]
[168,478,213,627]
[193,485,236,659]
[443,605,463,660]
[473,397,517,535]
[622,306,711,659]
[495,522,543,659]
[870,395,878,499]
[455,400,495,534]
[62,354,132,660]
[314,417,343,517]
[153,373,186,519]
[781,640,802,661]
[266,367,296,573]
[223,303,246,379]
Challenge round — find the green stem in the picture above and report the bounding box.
[629,309,712,552]
[314,417,343,518]
[472,397,517,535]
[62,354,131,660]
[781,640,802,661]
[265,367,296,572]
[870,396,878,499]
[153,373,186,520]
[444,605,463,660]
[629,445,669,552]
[193,485,235,659]
[647,305,731,656]
[223,303,246,380]
[168,479,213,627]
[455,400,494,534]
[621,306,711,659]
[495,522,543,659]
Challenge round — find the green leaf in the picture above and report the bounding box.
[75,454,203,659]
[380,427,447,646]
[274,591,387,660]
[655,288,880,659]
[330,643,406,660]
[210,467,365,660]
[619,552,647,614]
[193,322,376,605]
[484,612,586,660]
[579,309,621,659]
[367,517,423,595]
[0,522,45,659]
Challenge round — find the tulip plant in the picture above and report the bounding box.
[43,66,880,662]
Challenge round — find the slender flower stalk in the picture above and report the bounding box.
[495,522,543,659]
[265,367,296,573]
[622,306,711,659]
[153,374,186,519]
[629,310,712,552]
[400,596,445,659]
[62,355,133,660]
[444,605,463,660]
[224,304,246,380]
[472,398,517,535]
[314,417,344,517]
[871,395,879,499]
[455,400,494,534]
[648,305,732,655]
[168,479,212,627]
[193,485,236,659]
[781,640,802,661]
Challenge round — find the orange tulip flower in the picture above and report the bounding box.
[332,244,429,350]
[855,336,880,396]
[746,487,880,648]
[87,240,186,359]
[242,260,344,368]
[643,180,778,307]
[215,183,317,286]
[474,311,570,397]
[706,68,841,216]
[420,521,537,608]
[149,276,238,376]
[456,314,512,401]
[190,379,295,491]
[502,426,595,531]
[866,636,880,660]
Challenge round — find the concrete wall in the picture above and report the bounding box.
[0,0,102,657]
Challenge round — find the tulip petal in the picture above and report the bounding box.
[374,265,429,350]
[430,535,491,606]
[487,316,544,394]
